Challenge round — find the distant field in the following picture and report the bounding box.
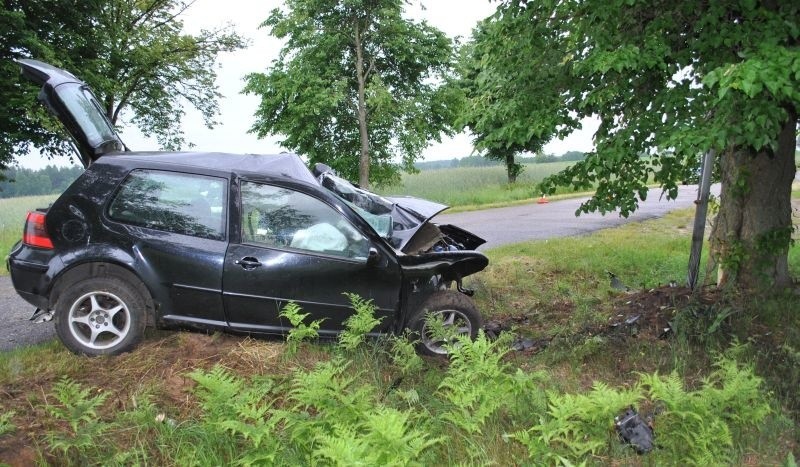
[0,195,57,268]
[377,161,579,207]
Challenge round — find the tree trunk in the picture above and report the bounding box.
[354,23,370,188]
[104,95,116,123]
[709,110,797,290]
[505,153,518,183]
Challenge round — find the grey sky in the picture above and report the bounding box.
[20,0,595,169]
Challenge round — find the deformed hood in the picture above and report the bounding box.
[314,169,485,252]
[17,59,126,168]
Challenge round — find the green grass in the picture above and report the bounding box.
[471,209,700,330]
[377,161,578,208]
[0,194,58,269]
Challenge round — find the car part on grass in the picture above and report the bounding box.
[29,308,53,323]
[607,270,631,292]
[615,406,655,454]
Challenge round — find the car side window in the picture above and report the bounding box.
[108,170,226,240]
[240,181,370,260]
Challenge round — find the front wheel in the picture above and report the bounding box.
[54,277,147,356]
[408,291,483,356]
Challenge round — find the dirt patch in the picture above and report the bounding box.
[605,286,703,340]
[488,285,723,355]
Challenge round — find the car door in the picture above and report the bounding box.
[106,169,229,325]
[222,180,401,334]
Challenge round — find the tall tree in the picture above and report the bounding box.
[486,0,799,291]
[0,0,246,169]
[455,11,577,184]
[244,0,456,188]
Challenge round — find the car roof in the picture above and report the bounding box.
[94,151,319,185]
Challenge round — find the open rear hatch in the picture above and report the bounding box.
[17,59,127,168]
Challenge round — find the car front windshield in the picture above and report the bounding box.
[319,173,393,238]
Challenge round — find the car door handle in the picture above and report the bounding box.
[235,257,261,269]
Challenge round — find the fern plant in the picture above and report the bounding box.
[640,357,770,465]
[45,377,112,459]
[277,357,439,465]
[190,366,281,465]
[521,382,642,459]
[388,332,424,375]
[280,301,324,356]
[312,406,441,466]
[339,293,383,351]
[436,331,529,435]
[512,356,770,465]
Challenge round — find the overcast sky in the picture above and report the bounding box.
[20,0,596,169]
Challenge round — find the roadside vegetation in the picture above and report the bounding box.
[0,208,796,464]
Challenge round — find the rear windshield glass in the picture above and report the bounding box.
[55,83,121,150]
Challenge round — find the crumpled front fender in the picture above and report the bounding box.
[398,251,488,281]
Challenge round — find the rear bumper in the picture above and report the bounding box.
[14,288,48,309]
[8,246,54,310]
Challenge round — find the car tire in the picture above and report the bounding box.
[54,276,147,356]
[408,290,483,357]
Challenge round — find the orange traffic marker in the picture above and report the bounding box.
[537,194,549,204]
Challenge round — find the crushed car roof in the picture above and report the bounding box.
[95,151,319,184]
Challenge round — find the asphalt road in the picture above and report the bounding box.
[0,184,709,351]
[438,184,709,249]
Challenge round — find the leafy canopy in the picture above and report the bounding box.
[489,0,799,216]
[244,0,458,186]
[456,8,577,182]
[0,0,246,169]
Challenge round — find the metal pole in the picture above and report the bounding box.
[687,149,716,291]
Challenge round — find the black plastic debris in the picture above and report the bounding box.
[483,320,504,340]
[607,270,631,292]
[614,406,654,454]
[511,337,538,352]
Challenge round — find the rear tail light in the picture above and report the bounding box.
[23,211,54,249]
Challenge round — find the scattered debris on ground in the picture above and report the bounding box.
[484,284,725,352]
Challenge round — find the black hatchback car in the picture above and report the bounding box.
[7,59,489,356]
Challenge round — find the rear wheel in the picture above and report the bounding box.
[54,277,147,356]
[408,291,483,356]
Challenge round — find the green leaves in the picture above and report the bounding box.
[339,293,383,351]
[245,0,456,186]
[515,357,770,464]
[485,0,799,221]
[279,301,324,356]
[456,6,578,182]
[45,377,112,458]
[1,0,246,159]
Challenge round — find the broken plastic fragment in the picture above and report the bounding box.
[615,406,654,454]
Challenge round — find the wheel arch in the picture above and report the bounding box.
[49,261,157,327]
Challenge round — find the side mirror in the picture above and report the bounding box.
[366,247,380,266]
